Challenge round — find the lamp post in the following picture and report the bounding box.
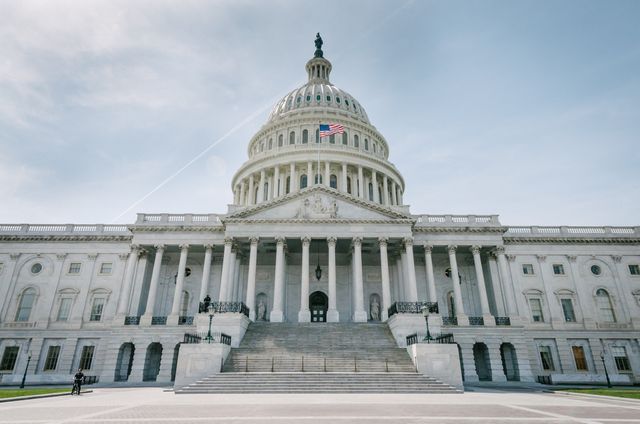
[421,306,432,343]
[600,351,612,388]
[205,313,214,343]
[19,351,32,389]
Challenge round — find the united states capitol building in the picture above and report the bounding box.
[1,36,639,390]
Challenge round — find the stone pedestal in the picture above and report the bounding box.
[387,314,426,347]
[173,343,231,389]
[408,343,463,390]
[197,312,250,348]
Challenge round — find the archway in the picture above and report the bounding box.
[114,343,135,382]
[310,291,328,322]
[143,343,162,382]
[473,342,492,381]
[500,343,520,381]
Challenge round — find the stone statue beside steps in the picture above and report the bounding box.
[257,300,266,321]
[370,298,380,321]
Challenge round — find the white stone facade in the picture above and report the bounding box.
[1,41,639,387]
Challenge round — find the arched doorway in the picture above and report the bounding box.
[310,291,328,322]
[143,342,162,382]
[114,343,135,382]
[473,342,492,381]
[500,343,520,381]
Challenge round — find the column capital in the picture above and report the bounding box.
[223,237,234,246]
[566,255,577,263]
[118,253,130,261]
[86,253,97,261]
[179,243,190,251]
[378,237,388,247]
[249,237,259,246]
[470,245,482,255]
[611,255,622,264]
[447,244,457,254]
[506,254,516,262]
[494,245,506,255]
[423,244,433,253]
[352,236,362,247]
[154,244,166,251]
[275,236,286,245]
[130,244,141,252]
[301,236,311,246]
[536,254,546,262]
[403,237,414,247]
[204,243,214,251]
[327,236,337,246]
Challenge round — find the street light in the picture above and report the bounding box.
[205,313,214,343]
[19,351,32,389]
[600,351,612,388]
[421,305,432,343]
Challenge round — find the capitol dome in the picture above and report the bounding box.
[231,35,406,209]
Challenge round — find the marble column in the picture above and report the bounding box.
[290,162,297,192]
[341,163,348,193]
[495,246,517,316]
[448,245,469,325]
[199,244,213,302]
[141,244,165,324]
[423,244,437,304]
[298,236,311,322]
[239,181,246,206]
[471,245,495,325]
[327,237,339,322]
[403,238,418,302]
[117,244,140,317]
[245,237,258,321]
[391,181,398,205]
[307,161,313,186]
[270,237,286,322]
[372,170,379,203]
[382,175,389,205]
[379,237,391,321]
[352,237,367,322]
[324,161,331,187]
[273,166,280,198]
[248,175,255,205]
[257,170,266,203]
[168,244,189,324]
[396,256,406,300]
[357,166,364,199]
[218,238,233,302]
[228,247,238,301]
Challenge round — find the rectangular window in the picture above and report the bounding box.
[539,346,554,371]
[611,346,631,372]
[79,346,95,370]
[572,346,588,371]
[90,298,105,322]
[629,264,640,275]
[552,264,565,275]
[56,298,72,321]
[68,263,81,274]
[99,262,113,274]
[530,298,544,322]
[43,346,61,371]
[561,299,576,322]
[522,264,534,275]
[0,346,19,371]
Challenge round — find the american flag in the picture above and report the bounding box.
[319,123,344,138]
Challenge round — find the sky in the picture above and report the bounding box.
[1,0,639,226]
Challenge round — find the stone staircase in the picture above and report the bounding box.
[176,323,460,393]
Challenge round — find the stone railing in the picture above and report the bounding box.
[414,215,502,227]
[135,213,223,226]
[504,226,640,238]
[0,224,130,235]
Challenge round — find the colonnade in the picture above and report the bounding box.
[233,161,404,207]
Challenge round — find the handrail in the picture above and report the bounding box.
[388,301,438,318]
[183,332,231,345]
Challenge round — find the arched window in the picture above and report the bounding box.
[15,288,36,321]
[342,132,348,145]
[286,177,290,194]
[268,138,273,150]
[596,289,616,322]
[302,129,308,144]
[329,134,335,144]
[330,174,337,189]
[289,131,295,145]
[364,139,369,151]
[368,182,374,201]
[314,174,323,184]
[315,129,320,143]
[259,143,264,152]
[263,182,269,201]
[347,177,352,194]
[373,143,377,153]
[278,134,283,147]
[180,291,189,316]
[354,134,359,148]
[300,174,308,189]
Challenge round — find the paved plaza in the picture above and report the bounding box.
[1,387,639,424]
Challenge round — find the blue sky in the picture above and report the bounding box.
[1,0,639,225]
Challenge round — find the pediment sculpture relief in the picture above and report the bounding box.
[295,194,338,219]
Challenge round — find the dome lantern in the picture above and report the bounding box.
[306,33,332,84]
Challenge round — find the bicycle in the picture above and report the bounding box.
[71,380,82,395]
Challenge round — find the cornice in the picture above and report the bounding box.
[413,227,506,234]
[0,235,132,242]
[504,237,640,245]
[129,226,224,233]
[224,218,415,225]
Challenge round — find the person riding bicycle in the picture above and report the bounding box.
[72,368,85,395]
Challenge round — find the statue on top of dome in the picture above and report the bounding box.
[314,33,323,58]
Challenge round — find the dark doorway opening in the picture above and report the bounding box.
[310,291,328,322]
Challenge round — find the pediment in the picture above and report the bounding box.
[225,186,411,223]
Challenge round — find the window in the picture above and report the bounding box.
[15,288,36,322]
[44,346,61,371]
[336,97,340,104]
[31,263,42,274]
[289,131,295,145]
[373,143,377,153]
[596,289,616,322]
[368,183,373,201]
[552,264,565,275]
[345,99,349,106]
[612,346,631,372]
[79,346,95,370]
[0,346,19,371]
[278,134,283,147]
[315,129,320,143]
[99,263,112,274]
[354,135,359,148]
[329,134,335,144]
[306,95,310,102]
[329,175,337,189]
[263,182,268,201]
[591,265,602,275]
[300,174,307,189]
[346,177,352,194]
[268,138,273,149]
[326,95,331,102]
[530,298,544,322]
[629,264,640,275]
[342,132,348,145]
[316,94,321,102]
[302,129,308,144]
[90,298,105,322]
[539,346,554,371]
[286,176,290,194]
[561,298,576,322]
[364,139,369,150]
[314,174,322,184]
[522,264,534,275]
[572,346,588,371]
[57,297,72,321]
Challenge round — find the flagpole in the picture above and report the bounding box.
[317,121,321,186]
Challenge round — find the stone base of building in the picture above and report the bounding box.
[173,343,231,389]
[408,343,463,390]
[549,373,634,385]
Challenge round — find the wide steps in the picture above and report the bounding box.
[177,373,460,394]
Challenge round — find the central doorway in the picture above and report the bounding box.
[310,291,328,322]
